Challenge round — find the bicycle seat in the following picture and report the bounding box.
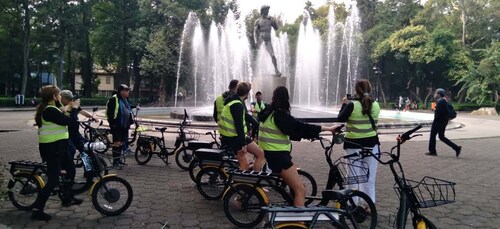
[155,127,167,132]
[321,189,353,201]
[188,141,214,150]
[194,148,225,161]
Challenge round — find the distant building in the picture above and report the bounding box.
[75,69,116,97]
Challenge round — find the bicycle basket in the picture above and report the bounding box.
[393,176,456,208]
[186,130,200,140]
[333,158,369,185]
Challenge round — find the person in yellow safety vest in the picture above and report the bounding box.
[337,79,380,213]
[219,82,265,171]
[250,91,268,140]
[106,84,136,169]
[258,86,339,207]
[32,85,82,221]
[213,79,239,123]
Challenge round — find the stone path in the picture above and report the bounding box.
[0,111,499,228]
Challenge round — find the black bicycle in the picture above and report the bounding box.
[363,125,455,229]
[80,107,111,154]
[8,141,133,216]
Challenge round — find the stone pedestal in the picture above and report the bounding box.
[251,75,287,103]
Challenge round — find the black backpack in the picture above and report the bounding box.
[446,100,457,120]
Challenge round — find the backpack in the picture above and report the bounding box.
[446,101,457,120]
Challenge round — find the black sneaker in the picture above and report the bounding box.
[31,210,52,221]
[62,198,83,207]
[456,146,462,157]
[425,152,437,156]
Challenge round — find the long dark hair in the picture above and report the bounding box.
[354,80,373,115]
[271,86,290,113]
[35,85,60,127]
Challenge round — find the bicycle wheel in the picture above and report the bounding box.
[91,176,133,216]
[195,167,228,200]
[340,190,377,229]
[412,215,437,229]
[134,141,153,165]
[286,170,318,206]
[188,159,200,182]
[174,146,194,170]
[7,173,42,210]
[276,223,308,229]
[223,185,266,228]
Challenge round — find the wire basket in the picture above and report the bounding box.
[394,176,456,208]
[186,130,200,140]
[333,159,369,185]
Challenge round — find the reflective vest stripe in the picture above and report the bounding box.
[258,136,291,145]
[219,125,237,135]
[348,120,378,125]
[258,113,291,151]
[220,115,234,125]
[105,95,119,119]
[345,126,375,133]
[39,105,69,143]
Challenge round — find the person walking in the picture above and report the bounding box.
[258,86,338,207]
[338,79,380,210]
[214,79,239,123]
[32,85,80,221]
[218,82,265,172]
[106,84,135,168]
[426,88,462,157]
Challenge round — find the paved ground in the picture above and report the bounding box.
[0,111,499,228]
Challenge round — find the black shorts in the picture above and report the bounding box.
[264,151,293,173]
[221,135,253,152]
[111,127,128,143]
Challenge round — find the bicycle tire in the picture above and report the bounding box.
[339,190,377,229]
[8,173,42,211]
[91,176,133,216]
[188,159,199,182]
[195,167,228,200]
[174,146,194,170]
[412,214,437,229]
[135,141,153,165]
[223,184,266,228]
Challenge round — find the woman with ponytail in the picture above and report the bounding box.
[32,85,81,221]
[337,79,380,212]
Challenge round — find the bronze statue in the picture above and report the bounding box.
[254,5,282,77]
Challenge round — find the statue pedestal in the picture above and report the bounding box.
[251,75,287,103]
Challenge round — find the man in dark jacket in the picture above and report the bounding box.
[106,84,135,168]
[426,88,461,157]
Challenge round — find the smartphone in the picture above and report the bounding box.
[346,94,356,100]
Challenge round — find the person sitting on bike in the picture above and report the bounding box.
[338,79,380,211]
[32,85,80,221]
[106,84,136,169]
[214,79,239,123]
[219,81,265,172]
[258,86,339,207]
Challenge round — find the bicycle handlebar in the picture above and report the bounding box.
[400,125,422,142]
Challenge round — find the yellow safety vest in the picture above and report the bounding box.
[345,101,380,139]
[258,113,291,151]
[38,105,69,143]
[253,101,265,118]
[215,95,225,123]
[218,100,247,137]
[105,95,119,119]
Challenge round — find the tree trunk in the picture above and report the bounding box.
[21,0,30,96]
[57,37,65,89]
[132,53,141,103]
[81,0,93,97]
[66,43,75,92]
[159,75,166,105]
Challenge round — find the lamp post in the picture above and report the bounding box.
[372,65,381,101]
[41,60,49,88]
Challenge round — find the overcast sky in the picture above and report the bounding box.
[237,0,338,23]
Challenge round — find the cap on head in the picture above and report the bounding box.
[118,84,130,92]
[60,90,74,100]
[255,91,262,96]
[435,88,445,97]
